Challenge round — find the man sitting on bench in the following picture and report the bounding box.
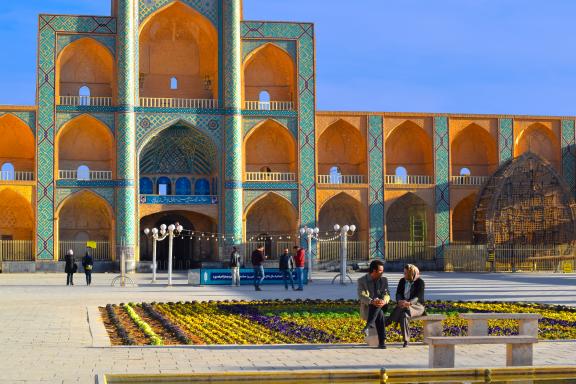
[358,259,390,349]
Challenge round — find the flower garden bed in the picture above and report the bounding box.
[100,300,576,346]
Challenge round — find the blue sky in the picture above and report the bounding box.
[1,0,575,115]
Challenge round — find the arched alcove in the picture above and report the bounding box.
[451,124,498,176]
[386,193,434,242]
[244,120,297,175]
[318,193,367,241]
[0,188,34,240]
[318,120,367,177]
[245,193,298,239]
[452,193,477,242]
[0,114,35,176]
[515,123,560,170]
[386,121,433,177]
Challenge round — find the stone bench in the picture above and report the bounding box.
[425,335,538,368]
[459,313,541,337]
[365,314,446,347]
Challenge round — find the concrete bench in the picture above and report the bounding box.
[425,335,538,368]
[459,313,541,337]
[365,314,446,347]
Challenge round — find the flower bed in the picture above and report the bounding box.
[100,300,576,346]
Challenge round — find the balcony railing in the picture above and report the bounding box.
[384,175,433,185]
[0,171,34,181]
[244,101,294,111]
[59,170,113,180]
[245,172,296,182]
[59,96,113,107]
[140,97,218,109]
[0,240,34,262]
[450,175,489,186]
[317,175,366,184]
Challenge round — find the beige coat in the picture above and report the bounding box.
[357,274,390,321]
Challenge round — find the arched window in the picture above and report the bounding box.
[79,86,91,106]
[395,166,408,184]
[77,165,90,181]
[460,167,471,176]
[175,177,192,195]
[170,77,178,90]
[157,177,172,196]
[195,178,211,196]
[329,166,342,184]
[1,162,15,181]
[260,166,272,173]
[139,177,153,195]
[258,90,271,110]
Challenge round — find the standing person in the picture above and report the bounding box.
[230,246,242,287]
[293,245,306,291]
[251,246,266,291]
[357,259,390,349]
[386,264,426,347]
[82,251,94,286]
[64,250,75,286]
[279,248,295,290]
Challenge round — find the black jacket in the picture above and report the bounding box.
[395,277,425,305]
[64,254,75,273]
[278,253,294,270]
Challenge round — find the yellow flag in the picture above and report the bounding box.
[86,241,97,249]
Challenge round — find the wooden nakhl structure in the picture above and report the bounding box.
[473,152,576,248]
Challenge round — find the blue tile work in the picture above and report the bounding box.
[0,111,36,135]
[140,195,218,205]
[242,39,297,62]
[36,14,116,260]
[242,182,299,190]
[243,117,298,140]
[244,190,298,211]
[242,22,317,237]
[139,0,219,28]
[434,116,450,260]
[56,113,115,134]
[56,180,134,188]
[498,118,514,164]
[56,188,115,209]
[368,115,384,259]
[561,120,576,198]
[57,34,116,56]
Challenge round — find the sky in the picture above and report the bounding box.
[1,0,575,115]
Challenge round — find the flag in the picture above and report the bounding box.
[86,241,97,249]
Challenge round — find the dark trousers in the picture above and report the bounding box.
[281,269,295,289]
[365,305,386,345]
[85,271,92,285]
[66,273,74,286]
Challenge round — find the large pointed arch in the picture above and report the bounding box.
[56,114,115,178]
[318,192,366,241]
[386,192,434,242]
[56,37,115,102]
[451,123,497,177]
[452,193,477,242]
[0,114,35,175]
[386,120,433,176]
[243,43,296,107]
[317,119,367,177]
[244,119,297,175]
[139,1,218,100]
[244,192,298,237]
[0,188,34,240]
[514,123,560,170]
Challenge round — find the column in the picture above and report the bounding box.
[115,0,138,270]
[434,116,450,267]
[222,0,243,242]
[561,120,576,198]
[498,118,514,165]
[368,115,385,259]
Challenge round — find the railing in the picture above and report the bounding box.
[384,175,433,185]
[317,175,366,185]
[58,241,112,261]
[0,171,34,181]
[445,243,576,273]
[245,240,297,261]
[59,96,113,107]
[0,240,34,262]
[244,101,294,111]
[450,176,489,186]
[140,97,218,109]
[58,170,113,180]
[385,241,435,262]
[318,241,368,263]
[245,172,296,182]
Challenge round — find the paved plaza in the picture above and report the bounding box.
[0,271,575,383]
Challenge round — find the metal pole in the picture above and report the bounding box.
[307,233,313,282]
[152,237,157,283]
[340,231,347,285]
[168,231,173,286]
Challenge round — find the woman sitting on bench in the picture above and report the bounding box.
[386,264,425,347]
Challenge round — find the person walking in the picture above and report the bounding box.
[279,248,295,290]
[230,246,242,287]
[82,251,94,286]
[293,245,306,291]
[64,250,76,286]
[251,246,266,291]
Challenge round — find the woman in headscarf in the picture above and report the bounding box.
[386,264,426,347]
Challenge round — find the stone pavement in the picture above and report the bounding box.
[0,271,575,383]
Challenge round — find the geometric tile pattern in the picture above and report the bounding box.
[56,187,115,209]
[242,40,296,62]
[368,115,384,259]
[56,112,115,134]
[139,0,218,28]
[0,111,36,135]
[244,190,298,211]
[498,118,514,164]
[57,34,116,56]
[56,180,134,188]
[561,119,576,199]
[36,14,116,260]
[242,182,299,190]
[243,117,298,140]
[434,116,450,260]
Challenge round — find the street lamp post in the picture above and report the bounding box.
[299,226,319,282]
[331,223,356,285]
[144,223,183,285]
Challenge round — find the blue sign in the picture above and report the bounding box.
[200,268,309,285]
[139,195,218,205]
